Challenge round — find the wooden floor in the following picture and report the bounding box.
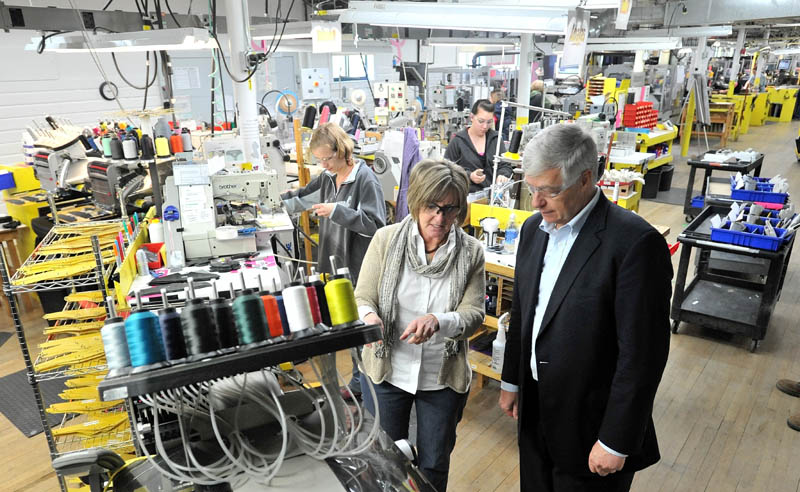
[3,121,800,491]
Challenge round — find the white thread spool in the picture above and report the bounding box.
[148,220,164,243]
[122,138,138,160]
[180,130,193,151]
[283,283,314,332]
[100,296,131,374]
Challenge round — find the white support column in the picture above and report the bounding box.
[729,29,746,83]
[516,33,533,128]
[658,50,671,65]
[224,0,263,169]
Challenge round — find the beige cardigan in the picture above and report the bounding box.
[354,223,486,394]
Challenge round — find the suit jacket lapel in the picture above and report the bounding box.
[521,225,548,349]
[537,197,609,338]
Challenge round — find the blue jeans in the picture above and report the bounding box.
[361,379,469,492]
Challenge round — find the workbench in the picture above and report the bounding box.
[681,102,736,147]
[682,151,765,221]
[670,205,795,352]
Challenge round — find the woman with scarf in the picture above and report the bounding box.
[354,158,486,492]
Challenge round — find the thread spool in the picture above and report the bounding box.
[181,298,220,355]
[101,135,113,157]
[209,282,237,348]
[456,97,465,112]
[180,128,193,151]
[169,132,184,154]
[155,136,171,157]
[301,105,317,129]
[319,104,331,125]
[308,271,331,326]
[100,297,131,377]
[110,136,124,160]
[122,137,139,160]
[125,292,167,367]
[325,274,359,327]
[283,282,315,333]
[509,130,523,154]
[305,284,322,325]
[127,128,140,147]
[232,288,269,344]
[158,289,187,360]
[140,134,155,160]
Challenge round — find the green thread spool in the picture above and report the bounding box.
[324,274,358,327]
[232,288,268,344]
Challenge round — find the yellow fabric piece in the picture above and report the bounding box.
[64,291,106,303]
[44,307,107,321]
[64,374,107,388]
[44,321,106,335]
[46,398,122,414]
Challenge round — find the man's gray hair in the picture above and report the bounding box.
[522,124,598,185]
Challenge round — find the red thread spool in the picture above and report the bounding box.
[261,294,284,338]
[305,286,322,325]
[169,133,184,154]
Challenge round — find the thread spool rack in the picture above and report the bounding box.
[98,323,381,401]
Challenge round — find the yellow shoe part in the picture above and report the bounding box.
[44,321,106,336]
[44,307,107,321]
[47,398,123,414]
[64,291,106,303]
[64,374,108,388]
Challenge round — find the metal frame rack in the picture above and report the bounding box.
[671,205,796,352]
[682,152,765,221]
[0,219,128,492]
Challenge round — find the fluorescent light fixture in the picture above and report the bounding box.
[28,28,216,53]
[582,37,682,52]
[581,0,620,8]
[268,38,392,54]
[251,21,313,40]
[772,23,800,28]
[773,47,800,55]
[425,37,518,48]
[628,25,733,37]
[338,1,570,34]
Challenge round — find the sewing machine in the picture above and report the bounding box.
[30,125,94,195]
[163,169,288,261]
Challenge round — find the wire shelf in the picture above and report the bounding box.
[5,219,125,293]
[53,411,134,457]
[33,301,109,382]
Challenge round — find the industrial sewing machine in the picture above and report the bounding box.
[163,169,287,261]
[29,117,95,195]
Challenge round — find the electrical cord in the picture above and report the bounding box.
[142,51,151,111]
[360,53,376,101]
[111,51,158,90]
[164,0,181,27]
[102,0,115,9]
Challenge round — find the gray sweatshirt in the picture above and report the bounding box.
[281,160,386,285]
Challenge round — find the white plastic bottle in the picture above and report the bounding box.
[491,312,509,373]
[503,213,518,254]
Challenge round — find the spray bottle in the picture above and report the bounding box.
[491,312,510,373]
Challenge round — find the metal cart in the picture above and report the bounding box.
[682,152,764,221]
[671,205,795,352]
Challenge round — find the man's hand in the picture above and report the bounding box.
[311,203,335,217]
[400,314,438,344]
[498,390,519,419]
[470,169,486,185]
[496,175,509,184]
[588,441,626,476]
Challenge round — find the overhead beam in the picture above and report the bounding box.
[664,0,800,27]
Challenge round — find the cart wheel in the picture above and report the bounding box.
[750,339,759,353]
[671,320,680,334]
[685,214,695,223]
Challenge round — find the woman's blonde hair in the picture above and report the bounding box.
[309,122,354,165]
[407,158,470,224]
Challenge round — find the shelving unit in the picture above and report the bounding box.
[0,219,128,492]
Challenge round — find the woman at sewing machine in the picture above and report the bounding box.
[281,122,386,399]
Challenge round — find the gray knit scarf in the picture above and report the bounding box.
[374,215,471,359]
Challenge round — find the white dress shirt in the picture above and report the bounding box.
[501,188,625,457]
[358,223,465,394]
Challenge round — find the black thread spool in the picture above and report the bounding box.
[301,105,317,129]
[109,135,125,160]
[320,101,338,115]
[140,134,155,160]
[158,288,187,360]
[180,279,220,355]
[509,130,523,154]
[456,97,465,112]
[209,281,238,348]
[308,268,332,326]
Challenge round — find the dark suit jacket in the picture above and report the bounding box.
[501,194,672,475]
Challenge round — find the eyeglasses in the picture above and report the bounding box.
[525,181,574,199]
[424,203,460,218]
[473,117,493,127]
[315,153,337,163]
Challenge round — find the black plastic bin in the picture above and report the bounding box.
[642,167,662,199]
[658,164,675,191]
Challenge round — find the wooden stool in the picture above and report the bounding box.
[0,225,33,315]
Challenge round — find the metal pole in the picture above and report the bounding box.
[47,193,59,225]
[729,29,746,84]
[223,0,264,170]
[91,235,110,305]
[517,33,533,128]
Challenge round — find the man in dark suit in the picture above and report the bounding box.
[499,124,672,492]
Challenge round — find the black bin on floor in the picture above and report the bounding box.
[642,167,662,199]
[658,164,675,191]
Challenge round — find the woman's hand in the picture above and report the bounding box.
[400,314,439,344]
[470,169,486,185]
[364,312,384,349]
[312,203,335,217]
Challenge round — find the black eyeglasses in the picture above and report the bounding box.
[425,203,460,218]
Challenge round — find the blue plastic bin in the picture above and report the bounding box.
[0,171,15,191]
[729,176,789,204]
[691,196,704,209]
[710,221,790,251]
